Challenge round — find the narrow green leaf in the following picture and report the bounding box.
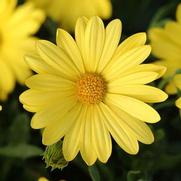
[88,165,101,181]
[0,144,43,159]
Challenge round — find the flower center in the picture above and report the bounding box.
[76,73,106,104]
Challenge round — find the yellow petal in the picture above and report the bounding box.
[7,2,45,36]
[113,33,146,60]
[149,28,181,59]
[100,103,139,154]
[103,45,151,81]
[97,19,122,72]
[106,94,160,123]
[42,103,81,145]
[165,81,177,94]
[84,16,105,72]
[174,74,181,89]
[80,105,97,166]
[132,64,167,79]
[92,105,112,163]
[56,28,85,73]
[37,40,79,80]
[176,97,181,109]
[176,4,181,24]
[25,74,75,91]
[0,61,15,93]
[75,17,88,61]
[113,106,154,144]
[19,89,73,106]
[108,71,158,86]
[0,0,16,17]
[165,21,181,47]
[108,85,168,103]
[63,104,85,161]
[25,54,60,75]
[31,98,76,129]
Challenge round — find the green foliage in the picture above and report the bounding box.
[0,144,43,159]
[88,165,101,181]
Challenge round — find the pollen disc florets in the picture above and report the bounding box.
[76,73,106,104]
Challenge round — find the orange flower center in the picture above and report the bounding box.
[76,73,106,104]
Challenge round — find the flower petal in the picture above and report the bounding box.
[37,40,79,80]
[113,33,146,60]
[108,71,158,86]
[176,97,181,109]
[80,105,97,166]
[100,103,139,154]
[92,105,112,163]
[84,16,105,72]
[108,85,168,103]
[103,45,151,81]
[97,19,122,72]
[176,4,181,24]
[25,54,59,75]
[63,104,85,161]
[19,89,73,107]
[149,28,181,59]
[113,106,154,144]
[105,94,160,123]
[56,28,85,73]
[42,102,81,145]
[25,74,75,91]
[75,17,88,61]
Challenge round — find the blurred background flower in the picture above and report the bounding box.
[0,0,45,100]
[149,4,181,95]
[27,0,112,31]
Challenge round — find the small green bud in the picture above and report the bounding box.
[43,141,68,171]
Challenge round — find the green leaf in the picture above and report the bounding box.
[0,144,43,159]
[88,165,101,181]
[127,170,144,181]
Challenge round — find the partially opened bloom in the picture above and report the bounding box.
[0,0,45,100]
[20,17,168,165]
[27,0,112,31]
[149,4,181,94]
[174,74,181,109]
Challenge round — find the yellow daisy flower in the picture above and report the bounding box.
[0,0,45,100]
[27,0,112,31]
[20,17,168,165]
[174,74,181,109]
[149,4,181,94]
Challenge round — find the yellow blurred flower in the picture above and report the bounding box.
[149,4,181,94]
[20,17,167,165]
[174,74,181,109]
[0,0,45,100]
[27,0,112,31]
[38,177,49,181]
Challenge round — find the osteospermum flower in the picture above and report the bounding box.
[0,0,45,100]
[20,17,168,165]
[27,0,112,31]
[174,74,181,109]
[149,4,181,94]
